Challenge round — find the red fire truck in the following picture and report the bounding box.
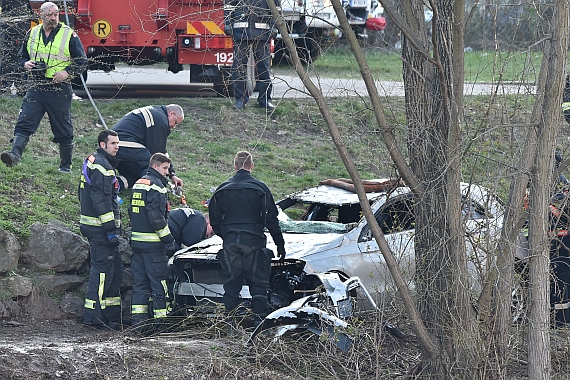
[1,0,236,94]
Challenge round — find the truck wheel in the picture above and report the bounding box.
[273,38,321,65]
[213,82,233,98]
[272,41,288,66]
[296,37,321,63]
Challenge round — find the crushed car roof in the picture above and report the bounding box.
[280,178,400,207]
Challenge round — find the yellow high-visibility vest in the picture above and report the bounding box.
[27,22,72,78]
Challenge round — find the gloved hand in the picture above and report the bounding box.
[165,243,177,257]
[107,233,120,247]
[224,24,233,36]
[277,245,286,261]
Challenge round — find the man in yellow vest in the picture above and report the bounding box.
[1,1,87,173]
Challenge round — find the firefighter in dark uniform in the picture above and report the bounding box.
[111,104,185,189]
[168,208,213,250]
[563,74,570,126]
[1,1,87,172]
[224,0,278,110]
[79,130,123,330]
[129,153,177,330]
[209,151,286,321]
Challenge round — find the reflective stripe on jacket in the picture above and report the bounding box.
[129,168,174,251]
[78,149,121,237]
[27,22,72,78]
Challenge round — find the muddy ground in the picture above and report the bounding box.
[0,317,299,380]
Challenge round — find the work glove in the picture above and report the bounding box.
[224,24,233,37]
[107,233,120,247]
[277,245,286,261]
[165,243,177,257]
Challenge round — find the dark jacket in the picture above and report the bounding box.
[111,106,171,155]
[168,208,207,250]
[209,169,284,249]
[78,148,121,238]
[112,106,177,176]
[129,167,174,252]
[225,0,279,41]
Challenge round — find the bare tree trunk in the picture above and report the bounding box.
[267,0,439,358]
[527,1,569,378]
[480,47,547,380]
[399,0,482,377]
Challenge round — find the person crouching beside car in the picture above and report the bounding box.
[129,153,177,332]
[168,208,213,251]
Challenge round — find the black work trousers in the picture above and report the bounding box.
[217,243,271,317]
[231,38,272,105]
[14,84,74,146]
[83,235,123,326]
[131,250,169,323]
[115,147,152,188]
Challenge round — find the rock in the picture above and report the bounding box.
[0,273,32,300]
[23,287,64,320]
[21,221,89,272]
[119,237,132,266]
[0,300,21,318]
[59,293,84,319]
[121,267,134,290]
[34,274,85,293]
[122,289,133,321]
[0,228,20,274]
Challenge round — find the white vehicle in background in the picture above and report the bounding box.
[274,0,386,63]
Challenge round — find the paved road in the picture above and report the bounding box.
[75,65,534,99]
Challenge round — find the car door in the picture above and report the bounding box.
[356,194,416,292]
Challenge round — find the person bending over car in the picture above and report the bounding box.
[168,208,213,251]
[111,104,184,189]
[209,151,286,323]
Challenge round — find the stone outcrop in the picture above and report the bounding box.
[0,273,33,300]
[58,293,84,319]
[0,300,20,318]
[0,228,20,273]
[34,274,85,293]
[23,288,65,320]
[21,221,89,272]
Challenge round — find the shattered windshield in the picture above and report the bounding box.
[277,207,347,233]
[279,219,347,233]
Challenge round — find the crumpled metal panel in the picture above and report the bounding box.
[284,181,390,206]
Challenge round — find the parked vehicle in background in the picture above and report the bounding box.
[274,0,386,63]
[1,0,387,94]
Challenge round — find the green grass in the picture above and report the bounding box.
[0,90,541,244]
[274,45,545,83]
[1,43,552,243]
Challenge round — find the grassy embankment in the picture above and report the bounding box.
[0,48,543,242]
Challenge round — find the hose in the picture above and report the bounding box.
[62,0,108,129]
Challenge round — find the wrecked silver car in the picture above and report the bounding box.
[169,179,503,344]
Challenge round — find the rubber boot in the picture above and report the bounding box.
[1,135,28,167]
[58,144,73,173]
